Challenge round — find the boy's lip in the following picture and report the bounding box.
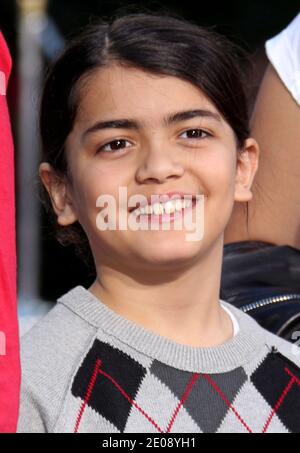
[128,191,197,213]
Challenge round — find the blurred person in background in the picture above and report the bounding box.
[222,13,300,344]
[0,31,20,433]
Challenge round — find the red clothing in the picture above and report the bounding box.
[0,32,20,432]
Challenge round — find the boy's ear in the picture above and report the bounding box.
[234,137,260,202]
[39,162,78,226]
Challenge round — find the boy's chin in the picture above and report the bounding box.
[136,243,204,266]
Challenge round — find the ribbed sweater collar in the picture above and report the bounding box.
[57,285,267,373]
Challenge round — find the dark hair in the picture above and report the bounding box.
[39,11,250,268]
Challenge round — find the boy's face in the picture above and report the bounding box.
[40,63,258,272]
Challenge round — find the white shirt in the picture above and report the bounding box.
[265,13,300,105]
[221,302,240,337]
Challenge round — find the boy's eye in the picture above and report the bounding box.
[179,128,211,140]
[96,128,211,154]
[97,139,132,154]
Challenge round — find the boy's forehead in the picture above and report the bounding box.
[77,64,219,124]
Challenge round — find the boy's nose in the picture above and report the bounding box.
[135,144,185,184]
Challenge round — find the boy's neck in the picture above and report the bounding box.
[89,240,234,348]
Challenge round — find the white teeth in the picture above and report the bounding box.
[158,204,164,214]
[152,203,161,215]
[175,199,184,211]
[164,201,176,214]
[132,198,193,217]
[144,205,153,215]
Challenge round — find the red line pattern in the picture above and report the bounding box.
[74,359,102,433]
[284,367,300,387]
[262,377,295,433]
[73,359,200,433]
[166,373,200,433]
[73,358,299,433]
[202,373,253,433]
[98,368,164,432]
[262,367,300,433]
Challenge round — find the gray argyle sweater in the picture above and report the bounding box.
[17,285,300,433]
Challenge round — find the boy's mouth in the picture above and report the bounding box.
[128,192,198,222]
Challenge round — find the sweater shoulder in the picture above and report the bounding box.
[222,300,300,370]
[20,300,96,365]
[18,301,96,432]
[262,328,300,369]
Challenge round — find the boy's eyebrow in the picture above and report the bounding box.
[82,109,222,139]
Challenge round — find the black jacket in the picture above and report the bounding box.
[221,241,300,343]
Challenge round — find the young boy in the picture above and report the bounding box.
[17,13,300,433]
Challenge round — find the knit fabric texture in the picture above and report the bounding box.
[17,285,300,433]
